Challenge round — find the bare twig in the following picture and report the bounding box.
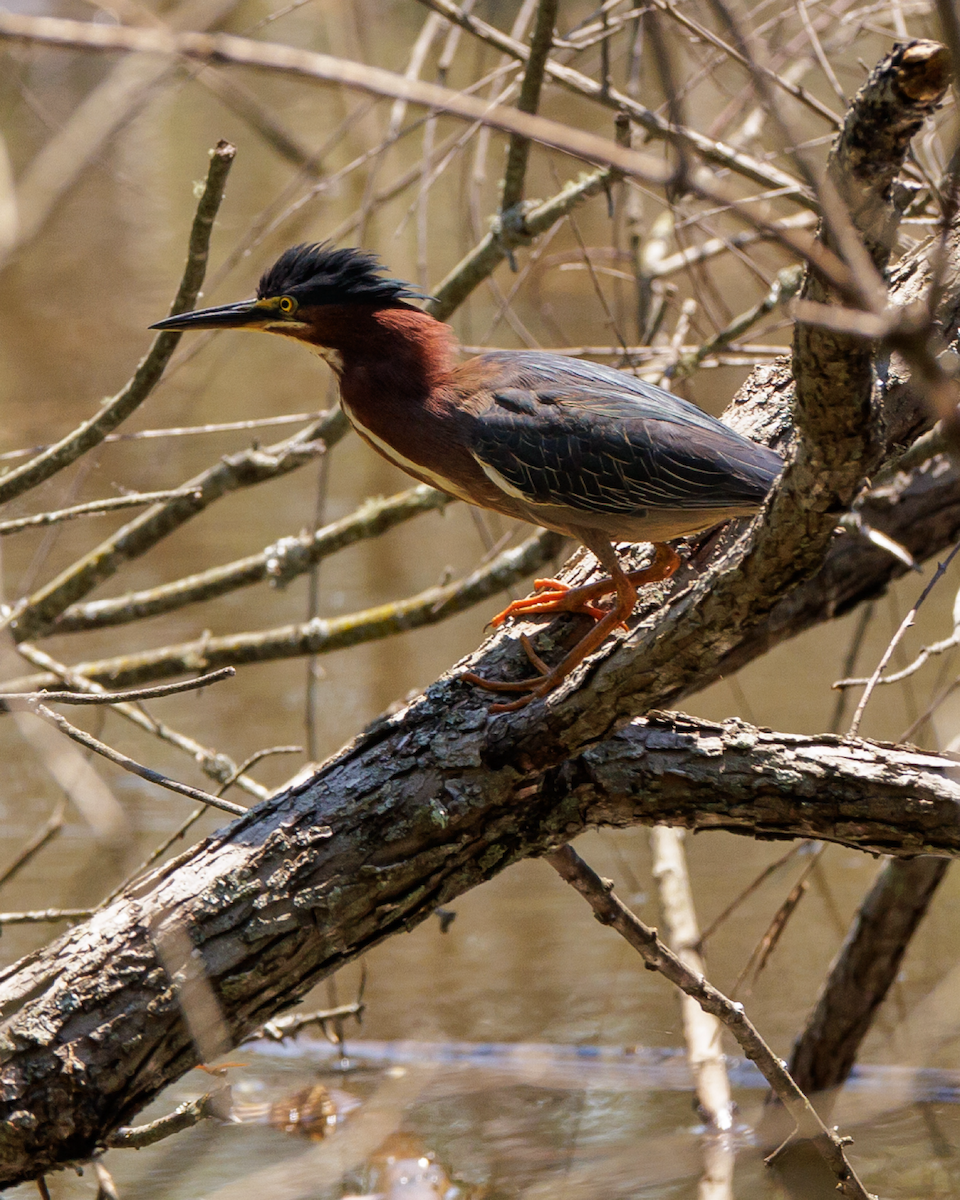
[847,540,960,735]
[0,908,94,925]
[668,265,802,381]
[6,416,337,644]
[0,413,328,463]
[0,140,235,507]
[5,529,565,691]
[415,0,814,203]
[14,643,270,801]
[0,803,66,891]
[429,164,621,321]
[49,484,452,635]
[786,855,949,1100]
[546,844,875,1200]
[0,489,204,535]
[0,668,235,709]
[100,746,300,908]
[247,1000,365,1043]
[652,0,842,126]
[104,1088,231,1149]
[698,844,807,945]
[731,851,822,995]
[499,0,559,214]
[28,704,247,817]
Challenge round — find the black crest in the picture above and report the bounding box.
[257,243,421,307]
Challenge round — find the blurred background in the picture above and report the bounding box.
[2,0,960,1195]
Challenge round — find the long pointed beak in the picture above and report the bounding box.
[150,299,263,332]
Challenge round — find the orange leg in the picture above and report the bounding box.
[463,541,680,712]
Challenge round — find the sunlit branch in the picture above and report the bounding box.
[14,644,270,801]
[9,529,566,690]
[51,484,453,635]
[0,140,235,507]
[546,844,873,1200]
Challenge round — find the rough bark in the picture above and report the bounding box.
[787,855,951,1097]
[2,713,960,1182]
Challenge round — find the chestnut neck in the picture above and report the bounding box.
[297,303,457,393]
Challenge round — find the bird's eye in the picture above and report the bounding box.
[278,296,297,314]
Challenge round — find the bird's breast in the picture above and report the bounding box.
[339,397,479,504]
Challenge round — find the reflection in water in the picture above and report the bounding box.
[50,1037,960,1200]
[233,1082,360,1140]
[344,1131,476,1200]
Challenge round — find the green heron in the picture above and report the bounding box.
[152,243,782,711]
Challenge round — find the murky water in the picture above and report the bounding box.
[1,0,959,1195]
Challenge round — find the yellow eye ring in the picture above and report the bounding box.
[278,296,297,314]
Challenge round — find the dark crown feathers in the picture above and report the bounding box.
[257,243,421,307]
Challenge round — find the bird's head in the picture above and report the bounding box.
[150,243,424,349]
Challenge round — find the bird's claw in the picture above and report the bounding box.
[489,579,610,627]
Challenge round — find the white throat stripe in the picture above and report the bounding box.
[343,405,475,502]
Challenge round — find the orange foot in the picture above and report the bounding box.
[465,543,681,712]
[489,578,609,626]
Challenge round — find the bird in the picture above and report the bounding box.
[151,243,783,711]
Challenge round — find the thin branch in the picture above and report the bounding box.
[50,484,452,635]
[104,1089,231,1149]
[0,140,235,507]
[652,0,842,126]
[731,851,821,996]
[6,413,340,644]
[0,908,94,925]
[28,704,247,817]
[0,15,860,272]
[415,0,815,204]
[0,412,327,465]
[699,844,807,945]
[835,625,960,689]
[787,855,950,1099]
[100,746,301,908]
[499,0,559,214]
[847,540,960,735]
[0,489,204,535]
[668,265,802,381]
[246,1001,365,1043]
[14,643,270,801]
[6,529,565,691]
[0,803,66,891]
[92,1161,119,1200]
[429,164,621,321]
[0,669,235,709]
[546,844,874,1200]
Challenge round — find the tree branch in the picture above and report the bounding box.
[0,140,235,507]
[2,709,957,1181]
[6,416,337,643]
[545,843,873,1200]
[48,484,452,634]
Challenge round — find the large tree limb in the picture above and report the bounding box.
[1,712,960,1182]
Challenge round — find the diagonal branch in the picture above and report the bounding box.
[48,484,453,635]
[546,844,873,1200]
[499,0,559,214]
[416,0,814,204]
[0,140,235,507]
[6,414,340,643]
[3,529,565,689]
[0,708,958,1181]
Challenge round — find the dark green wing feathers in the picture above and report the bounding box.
[466,352,782,517]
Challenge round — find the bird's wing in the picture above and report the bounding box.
[464,353,782,516]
